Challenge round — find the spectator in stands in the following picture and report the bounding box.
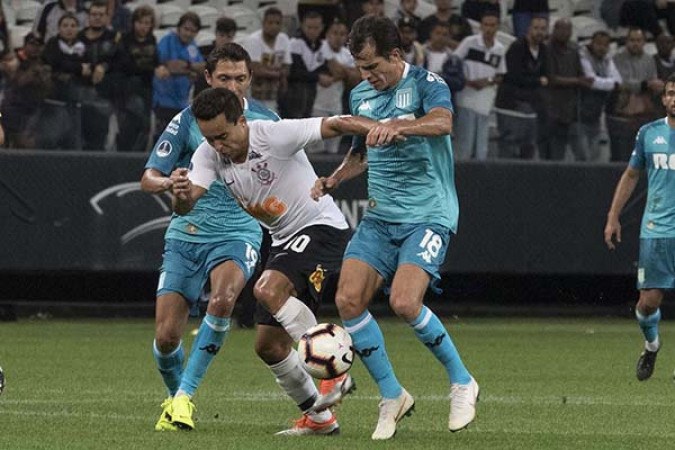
[0,4,9,59]
[310,19,359,153]
[461,0,500,22]
[298,0,344,27]
[453,11,506,160]
[33,0,87,42]
[41,13,88,149]
[77,0,120,150]
[619,1,668,38]
[578,30,622,162]
[391,0,421,23]
[544,18,593,161]
[362,0,386,17]
[512,0,549,39]
[418,0,472,49]
[1,33,50,148]
[243,7,291,112]
[198,16,237,58]
[107,0,132,34]
[655,0,675,36]
[600,0,624,30]
[279,11,326,118]
[495,16,549,159]
[152,12,205,142]
[195,16,238,96]
[398,16,425,66]
[607,27,663,161]
[654,33,675,81]
[116,4,163,152]
[424,22,452,74]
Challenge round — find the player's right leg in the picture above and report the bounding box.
[634,238,670,381]
[336,257,413,440]
[635,289,664,381]
[254,325,339,436]
[153,292,190,431]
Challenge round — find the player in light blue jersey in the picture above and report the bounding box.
[140,44,278,432]
[311,16,478,440]
[605,73,675,382]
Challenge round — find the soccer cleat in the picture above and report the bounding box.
[274,413,340,436]
[310,373,356,412]
[448,377,479,432]
[154,397,177,431]
[170,394,196,430]
[636,348,659,381]
[371,388,415,440]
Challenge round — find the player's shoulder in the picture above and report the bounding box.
[639,117,668,137]
[246,98,281,121]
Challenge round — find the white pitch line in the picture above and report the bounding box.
[2,393,674,408]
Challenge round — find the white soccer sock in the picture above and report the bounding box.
[646,337,660,352]
[272,296,317,342]
[268,349,323,415]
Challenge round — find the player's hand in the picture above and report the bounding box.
[366,123,406,147]
[311,176,339,201]
[604,218,621,250]
[170,168,191,201]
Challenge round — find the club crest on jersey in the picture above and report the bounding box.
[309,265,325,292]
[156,140,172,157]
[252,162,276,185]
[396,89,412,109]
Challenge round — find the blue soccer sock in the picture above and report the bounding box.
[636,308,661,349]
[153,339,184,397]
[343,310,402,399]
[409,306,471,385]
[178,314,231,397]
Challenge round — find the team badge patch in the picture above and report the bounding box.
[156,140,172,157]
[252,162,276,185]
[396,88,412,109]
[638,268,645,284]
[309,265,325,292]
[186,223,198,234]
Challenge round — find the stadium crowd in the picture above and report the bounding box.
[0,0,674,161]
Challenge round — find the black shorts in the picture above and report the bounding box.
[254,224,352,327]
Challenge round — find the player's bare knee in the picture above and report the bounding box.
[155,332,181,354]
[388,294,421,321]
[335,290,365,319]
[208,291,237,317]
[637,290,663,314]
[253,283,284,312]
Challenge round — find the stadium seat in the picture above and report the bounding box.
[571,16,607,41]
[195,29,216,47]
[222,5,262,35]
[7,24,32,50]
[15,0,41,26]
[243,0,280,11]
[189,5,220,29]
[548,0,573,18]
[572,0,593,16]
[156,3,185,28]
[158,0,191,9]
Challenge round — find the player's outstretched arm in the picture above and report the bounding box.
[604,167,641,250]
[320,115,377,139]
[140,168,173,194]
[365,107,453,147]
[311,148,367,201]
[171,168,206,215]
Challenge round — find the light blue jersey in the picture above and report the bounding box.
[350,63,459,232]
[629,117,675,239]
[145,98,279,245]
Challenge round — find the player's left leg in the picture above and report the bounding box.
[635,288,664,381]
[255,325,339,436]
[172,260,248,430]
[395,225,478,432]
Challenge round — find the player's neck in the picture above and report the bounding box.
[667,115,675,129]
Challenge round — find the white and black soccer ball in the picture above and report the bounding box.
[298,323,354,380]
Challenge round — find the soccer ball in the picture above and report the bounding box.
[298,323,354,379]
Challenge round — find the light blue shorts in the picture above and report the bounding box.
[344,217,450,291]
[157,239,259,306]
[637,238,675,290]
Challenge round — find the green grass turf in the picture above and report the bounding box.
[1,317,675,449]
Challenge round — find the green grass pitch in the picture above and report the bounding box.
[1,317,675,449]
